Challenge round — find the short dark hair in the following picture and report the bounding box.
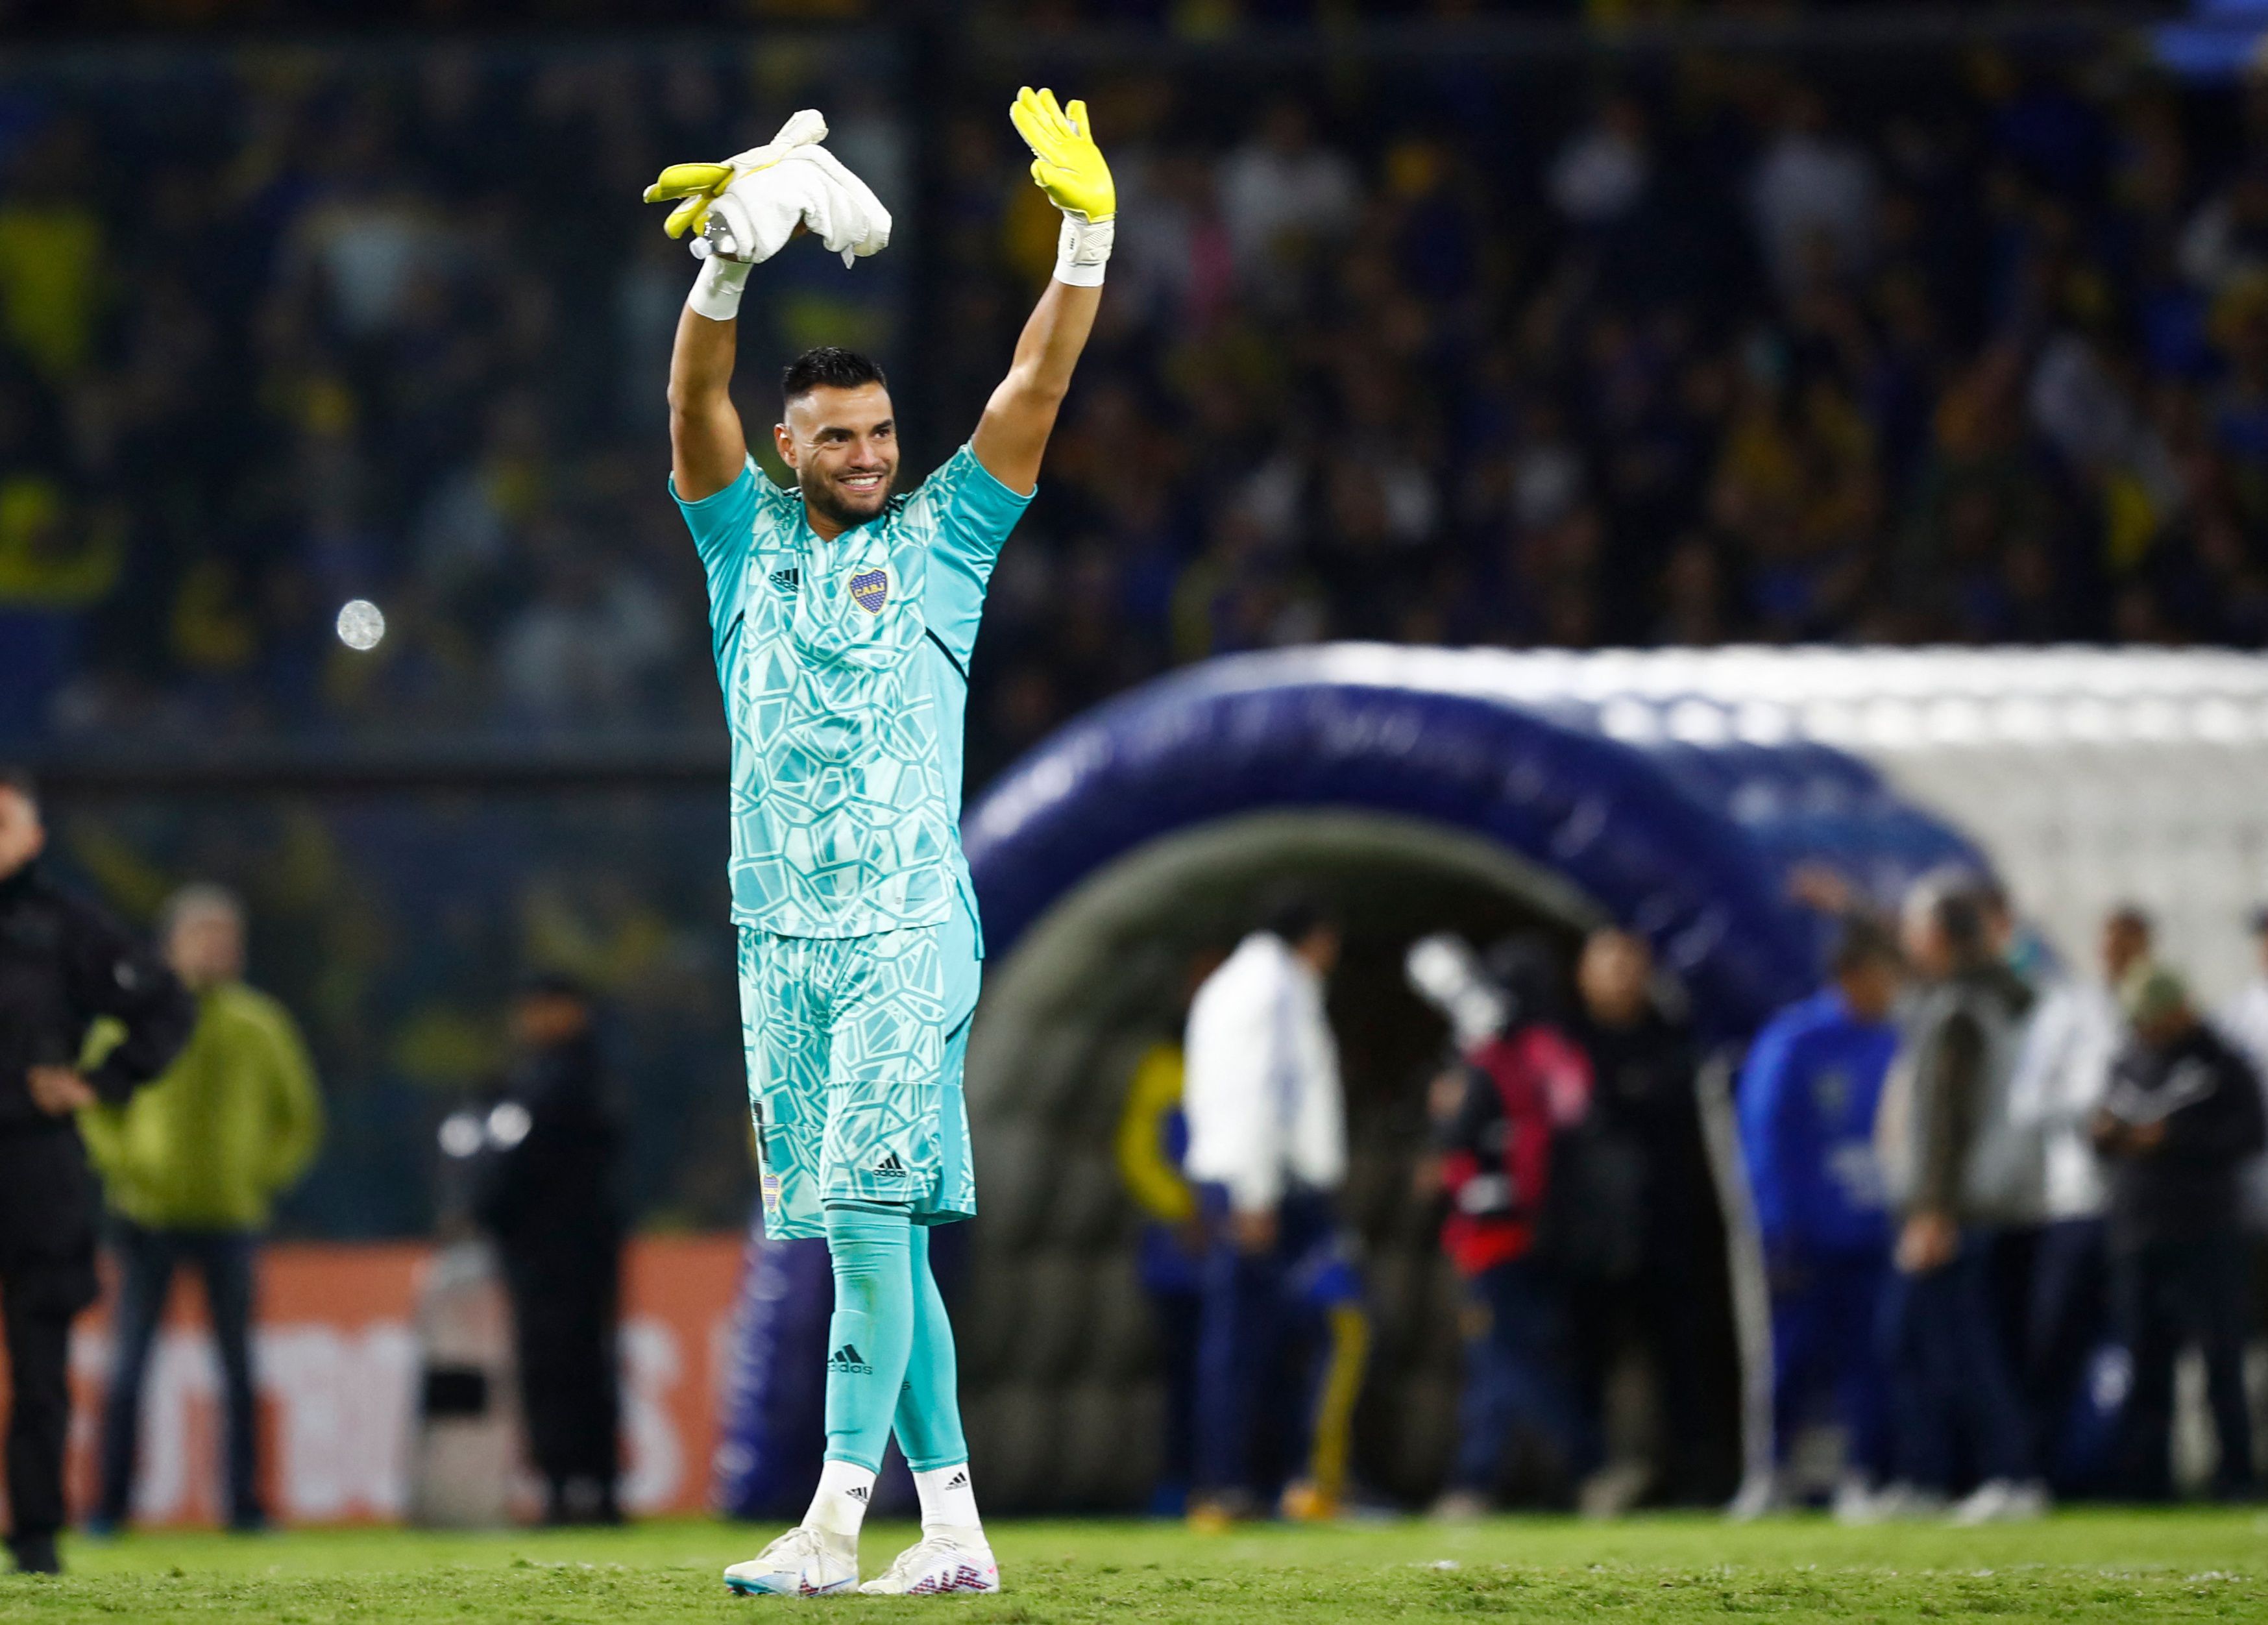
[1831,915,1901,977]
[1258,884,1336,947]
[1932,886,1988,958]
[0,765,35,807]
[2106,903,2154,942]
[782,346,887,404]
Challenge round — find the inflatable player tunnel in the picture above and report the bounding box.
[716,644,2268,1512]
[950,644,1986,1510]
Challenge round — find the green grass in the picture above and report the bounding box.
[8,1508,2267,1622]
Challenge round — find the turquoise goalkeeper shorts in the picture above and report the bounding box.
[736,900,981,1241]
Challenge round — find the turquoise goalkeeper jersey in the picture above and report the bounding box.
[674,445,1030,938]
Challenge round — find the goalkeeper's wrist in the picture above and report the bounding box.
[1053,210,1114,287]
[689,254,753,321]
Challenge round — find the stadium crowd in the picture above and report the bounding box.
[5,37,2268,783]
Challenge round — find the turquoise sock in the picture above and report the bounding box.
[893,1225,969,1472]
[822,1204,914,1472]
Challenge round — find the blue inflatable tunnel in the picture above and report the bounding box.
[943,646,1983,1513]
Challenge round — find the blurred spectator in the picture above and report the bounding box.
[1406,933,1598,1516]
[1877,879,2043,1523]
[1548,94,1652,229]
[1563,927,1729,1510]
[1180,890,1365,1526]
[82,883,324,1536]
[1732,916,1902,1522]
[2005,903,2151,1491]
[1215,100,1360,282]
[1748,86,1877,302]
[0,768,193,1575]
[470,975,626,1526]
[2093,965,2265,1501]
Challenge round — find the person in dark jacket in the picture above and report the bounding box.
[2093,965,2267,1500]
[1565,928,1734,1509]
[470,975,626,1525]
[0,768,193,1574]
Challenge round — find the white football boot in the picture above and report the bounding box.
[723,1525,858,1596]
[857,1529,1001,1596]
[1949,1477,2049,1526]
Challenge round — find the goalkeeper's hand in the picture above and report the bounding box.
[1010,86,1115,221]
[1011,86,1115,286]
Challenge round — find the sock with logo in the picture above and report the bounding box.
[803,1458,877,1547]
[894,1225,980,1533]
[912,1462,982,1537]
[818,1203,915,1506]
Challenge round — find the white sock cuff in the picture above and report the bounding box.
[912,1461,982,1534]
[805,1458,877,1541]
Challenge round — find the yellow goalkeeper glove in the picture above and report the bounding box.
[1011,86,1116,221]
[1011,86,1114,286]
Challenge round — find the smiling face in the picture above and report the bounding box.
[775,382,899,537]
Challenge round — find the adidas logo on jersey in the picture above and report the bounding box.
[828,1343,874,1376]
[874,1151,907,1179]
[769,568,801,593]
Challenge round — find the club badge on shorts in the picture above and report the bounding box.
[849,567,890,614]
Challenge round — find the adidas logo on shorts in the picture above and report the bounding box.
[828,1343,875,1376]
[874,1151,907,1179]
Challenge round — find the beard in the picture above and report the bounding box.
[799,464,896,530]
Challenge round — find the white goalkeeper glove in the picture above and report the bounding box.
[642,110,891,321]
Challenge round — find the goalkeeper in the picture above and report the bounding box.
[651,89,1108,1597]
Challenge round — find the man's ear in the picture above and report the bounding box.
[774,422,797,469]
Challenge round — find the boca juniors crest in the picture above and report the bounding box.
[849,567,890,613]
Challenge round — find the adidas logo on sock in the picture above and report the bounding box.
[945,1470,969,1491]
[874,1151,907,1179]
[847,1485,870,1503]
[827,1343,875,1376]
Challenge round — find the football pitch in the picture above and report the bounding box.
[8,1509,2267,1622]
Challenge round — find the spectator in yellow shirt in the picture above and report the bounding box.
[80,885,323,1533]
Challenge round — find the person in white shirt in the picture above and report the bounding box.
[1213,101,1360,284]
[1181,890,1364,1526]
[2212,906,2268,1232]
[2006,904,2149,1487]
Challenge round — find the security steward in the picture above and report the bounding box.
[469,975,626,1525]
[0,767,193,1574]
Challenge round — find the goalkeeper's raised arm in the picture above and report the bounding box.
[654,90,1108,507]
[652,109,891,502]
[968,87,1112,495]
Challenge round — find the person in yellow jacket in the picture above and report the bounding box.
[78,884,323,1533]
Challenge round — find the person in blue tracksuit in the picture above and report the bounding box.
[1737,918,1903,1512]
